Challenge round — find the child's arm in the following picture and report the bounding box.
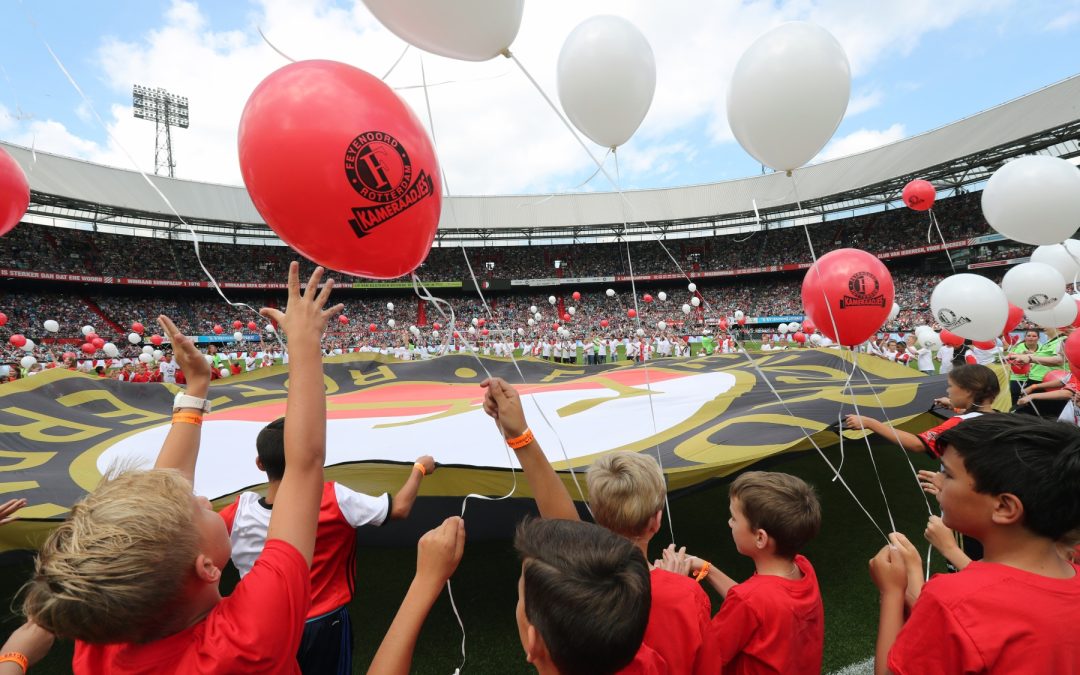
[0,621,54,675]
[480,377,579,521]
[368,516,465,675]
[655,551,739,598]
[153,315,212,483]
[869,536,909,675]
[924,515,971,571]
[0,498,26,526]
[261,263,344,565]
[389,455,436,520]
[844,415,926,453]
[891,532,925,610]
[1017,388,1073,407]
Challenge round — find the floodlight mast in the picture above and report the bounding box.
[132,85,189,178]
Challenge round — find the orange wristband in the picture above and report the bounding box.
[172,411,203,426]
[0,652,28,673]
[413,462,427,476]
[506,428,534,450]
[694,561,711,583]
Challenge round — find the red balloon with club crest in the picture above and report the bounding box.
[800,248,895,347]
[0,146,29,238]
[901,180,936,212]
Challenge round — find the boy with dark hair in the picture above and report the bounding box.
[669,470,824,674]
[219,417,435,675]
[871,414,1080,674]
[514,518,654,675]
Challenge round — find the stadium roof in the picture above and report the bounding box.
[4,74,1080,245]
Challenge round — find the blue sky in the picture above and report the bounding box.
[0,1,1078,195]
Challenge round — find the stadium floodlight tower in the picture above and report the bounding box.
[132,85,189,178]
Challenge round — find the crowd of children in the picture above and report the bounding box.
[0,263,1078,674]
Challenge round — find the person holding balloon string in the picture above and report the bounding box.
[1009,326,1069,418]
[1015,369,1074,416]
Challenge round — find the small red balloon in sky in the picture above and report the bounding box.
[433,323,441,331]
[150,335,164,346]
[572,291,581,301]
[643,294,653,303]
[481,328,489,336]
[9,334,26,348]
[213,325,224,335]
[477,318,486,327]
[600,319,609,328]
[369,323,377,332]
[131,322,145,334]
[339,315,349,324]
[232,320,243,329]
[627,309,637,318]
[562,313,571,322]
[247,321,258,331]
[902,179,936,211]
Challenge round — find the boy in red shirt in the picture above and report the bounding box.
[218,417,436,675]
[870,413,1080,674]
[20,263,342,674]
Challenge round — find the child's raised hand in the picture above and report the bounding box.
[917,470,943,497]
[924,515,959,554]
[843,414,872,430]
[158,315,210,391]
[415,516,466,589]
[869,540,908,596]
[480,377,528,439]
[260,263,344,345]
[415,455,436,476]
[0,498,27,525]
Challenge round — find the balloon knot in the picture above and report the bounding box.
[500,48,512,59]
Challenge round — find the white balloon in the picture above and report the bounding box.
[657,321,667,330]
[528,318,536,326]
[139,353,153,364]
[920,335,942,352]
[266,324,276,333]
[361,0,523,61]
[234,331,245,342]
[682,304,692,314]
[734,310,745,320]
[727,22,851,171]
[1026,297,1078,329]
[687,283,697,293]
[142,345,154,354]
[930,274,1009,341]
[20,339,34,353]
[432,330,440,338]
[103,343,119,358]
[568,307,576,315]
[548,296,557,305]
[606,288,616,297]
[888,303,900,322]
[471,318,479,326]
[1030,240,1080,283]
[388,319,396,328]
[788,322,801,332]
[636,328,645,337]
[468,326,476,334]
[410,325,420,335]
[658,292,667,302]
[915,324,934,337]
[557,15,655,148]
[517,328,525,336]
[128,332,142,344]
[153,350,164,360]
[691,297,701,307]
[530,305,538,314]
[982,156,1080,245]
[534,312,542,321]
[20,355,35,369]
[219,367,231,378]
[810,333,823,345]
[82,325,95,336]
[778,324,789,334]
[1001,262,1066,312]
[387,302,395,311]
[43,320,59,333]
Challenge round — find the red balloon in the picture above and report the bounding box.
[247,321,259,331]
[902,179,936,211]
[477,318,486,327]
[940,329,964,347]
[80,343,95,355]
[339,315,350,324]
[1065,331,1080,372]
[737,317,747,326]
[562,313,571,322]
[0,146,29,238]
[572,291,581,301]
[232,320,243,329]
[481,328,489,336]
[131,322,145,335]
[1004,304,1024,334]
[62,351,76,361]
[1072,300,1080,329]
[369,323,377,332]
[238,60,441,279]
[802,319,816,334]
[432,322,442,331]
[793,331,807,344]
[552,323,561,331]
[213,325,223,335]
[717,320,728,331]
[1045,369,1071,384]
[0,312,6,327]
[8,334,26,348]
[600,319,609,328]
[91,338,105,349]
[643,294,653,304]
[627,309,637,318]
[800,249,894,347]
[85,333,99,344]
[973,340,996,350]
[453,331,461,338]
[150,335,164,346]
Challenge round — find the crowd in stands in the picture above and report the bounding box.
[0,192,1030,284]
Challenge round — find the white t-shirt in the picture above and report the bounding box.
[158,360,178,384]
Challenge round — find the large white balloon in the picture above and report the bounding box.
[557,15,656,149]
[930,274,1009,341]
[361,0,523,61]
[20,355,36,369]
[1000,262,1065,313]
[1026,297,1078,329]
[727,22,851,172]
[43,320,59,333]
[982,156,1080,245]
[103,343,119,358]
[128,332,141,344]
[888,303,900,322]
[1030,240,1080,283]
[82,325,95,337]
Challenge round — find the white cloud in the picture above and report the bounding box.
[846,88,883,117]
[0,0,1017,194]
[815,123,906,163]
[1044,9,1080,30]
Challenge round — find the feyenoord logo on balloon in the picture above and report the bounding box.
[1026,293,1058,310]
[936,308,971,331]
[839,272,886,309]
[345,131,435,239]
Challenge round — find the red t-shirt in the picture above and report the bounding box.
[916,412,982,458]
[618,642,669,674]
[698,555,824,675]
[641,568,711,674]
[72,539,310,675]
[889,560,1080,674]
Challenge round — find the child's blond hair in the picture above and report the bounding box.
[587,452,666,538]
[23,469,200,643]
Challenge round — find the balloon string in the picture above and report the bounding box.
[927,209,957,274]
[256,26,296,62]
[843,357,898,534]
[22,4,278,351]
[381,44,410,81]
